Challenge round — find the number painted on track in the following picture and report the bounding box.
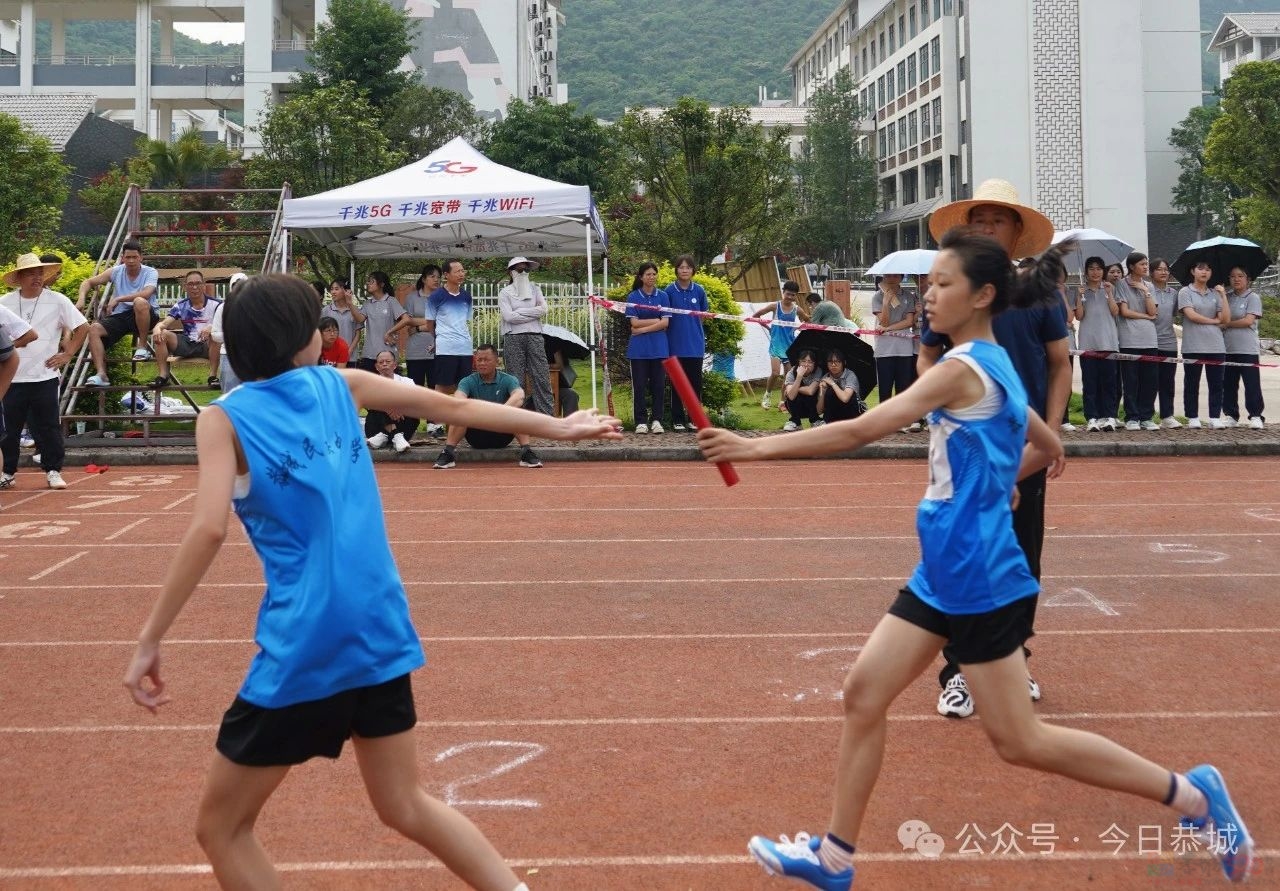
[108,475,181,488]
[0,520,80,539]
[1149,542,1228,564]
[433,741,545,808]
[70,494,140,511]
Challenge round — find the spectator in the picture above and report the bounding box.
[357,271,407,372]
[498,256,553,415]
[1075,256,1120,432]
[806,291,852,328]
[318,317,350,367]
[550,349,581,415]
[433,345,542,469]
[1150,258,1181,428]
[1221,266,1265,429]
[665,254,708,431]
[425,259,475,396]
[820,260,831,285]
[1113,252,1159,431]
[321,278,364,367]
[0,253,89,490]
[78,239,160,386]
[211,272,247,393]
[872,274,918,413]
[0,327,15,407]
[817,349,863,423]
[386,264,439,390]
[152,270,222,387]
[365,350,417,454]
[753,281,806,410]
[782,349,822,431]
[805,259,819,286]
[1176,260,1228,429]
[625,262,670,434]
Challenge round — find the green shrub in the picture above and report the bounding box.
[701,369,736,414]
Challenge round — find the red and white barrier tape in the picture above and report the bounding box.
[1072,349,1277,369]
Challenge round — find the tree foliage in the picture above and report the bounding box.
[484,98,620,199]
[295,0,417,112]
[0,114,72,262]
[1169,103,1239,240]
[383,83,488,160]
[142,125,236,188]
[613,99,794,271]
[791,69,877,266]
[1205,61,1280,255]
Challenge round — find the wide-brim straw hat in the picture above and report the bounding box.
[4,253,63,288]
[928,179,1055,258]
[507,256,540,272]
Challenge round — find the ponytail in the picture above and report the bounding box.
[1009,241,1071,311]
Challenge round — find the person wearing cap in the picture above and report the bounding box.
[497,256,554,416]
[210,272,247,393]
[77,239,160,386]
[920,178,1070,720]
[0,253,89,490]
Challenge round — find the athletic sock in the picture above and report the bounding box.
[1165,772,1208,819]
[817,833,854,874]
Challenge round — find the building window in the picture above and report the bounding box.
[877,75,886,107]
[898,117,908,149]
[902,168,919,205]
[922,0,930,26]
[908,110,918,146]
[907,55,917,89]
[959,120,967,145]
[879,128,887,157]
[1240,37,1254,55]
[889,24,896,54]
[910,5,918,37]
[932,97,942,135]
[863,46,868,72]
[937,0,944,18]
[897,61,907,95]
[888,125,897,155]
[899,14,906,43]
[931,36,941,73]
[922,103,931,139]
[958,56,966,81]
[879,30,886,59]
[920,45,930,80]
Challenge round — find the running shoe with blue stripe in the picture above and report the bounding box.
[1183,764,1253,883]
[747,832,853,890]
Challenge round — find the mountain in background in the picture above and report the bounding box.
[33,20,240,62]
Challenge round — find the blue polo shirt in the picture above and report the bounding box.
[625,288,671,360]
[664,281,708,357]
[107,264,160,315]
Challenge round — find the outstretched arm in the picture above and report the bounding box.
[1020,408,1066,481]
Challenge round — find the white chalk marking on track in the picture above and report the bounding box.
[27,550,88,581]
[161,492,196,511]
[4,710,1277,734]
[103,517,148,541]
[3,848,1278,879]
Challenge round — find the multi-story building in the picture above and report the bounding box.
[1208,13,1280,85]
[788,0,1202,263]
[0,0,564,155]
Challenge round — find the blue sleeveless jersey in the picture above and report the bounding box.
[907,340,1039,614]
[215,365,424,707]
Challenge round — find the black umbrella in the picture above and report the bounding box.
[541,324,591,361]
[1169,237,1272,289]
[786,329,876,397]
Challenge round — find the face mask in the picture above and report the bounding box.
[513,271,532,299]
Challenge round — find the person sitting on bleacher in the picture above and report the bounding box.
[151,270,222,388]
[78,240,161,386]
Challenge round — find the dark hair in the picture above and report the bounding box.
[1105,262,1123,276]
[1084,256,1105,272]
[674,254,696,271]
[1150,257,1169,273]
[795,349,817,363]
[1124,251,1148,273]
[782,280,800,293]
[318,316,339,332]
[366,270,392,296]
[330,277,349,290]
[312,280,327,299]
[806,292,822,303]
[39,253,61,264]
[415,264,442,292]
[184,269,204,282]
[121,239,142,255]
[442,258,464,276]
[223,274,321,382]
[938,229,1068,315]
[474,343,498,356]
[826,349,846,365]
[631,261,658,292]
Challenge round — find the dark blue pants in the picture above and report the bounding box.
[1181,352,1225,420]
[630,358,666,425]
[667,355,703,426]
[1080,355,1118,420]
[1222,353,1264,421]
[1156,349,1177,420]
[1121,348,1157,422]
[875,355,915,404]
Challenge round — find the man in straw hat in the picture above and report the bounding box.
[0,252,89,490]
[498,256,554,415]
[920,178,1072,720]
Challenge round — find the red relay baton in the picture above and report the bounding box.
[662,356,739,487]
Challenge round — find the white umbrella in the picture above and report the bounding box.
[1050,228,1133,273]
[866,249,938,276]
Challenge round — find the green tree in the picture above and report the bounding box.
[792,69,877,266]
[0,113,71,261]
[1205,61,1280,254]
[383,83,488,160]
[484,98,620,199]
[295,0,416,111]
[613,98,795,271]
[142,125,235,188]
[77,156,155,225]
[1170,103,1239,240]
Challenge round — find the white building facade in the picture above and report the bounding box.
[788,0,1202,263]
[0,0,564,154]
[1208,13,1280,84]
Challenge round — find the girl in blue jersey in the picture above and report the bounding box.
[123,274,621,891]
[697,231,1252,890]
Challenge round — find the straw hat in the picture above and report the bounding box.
[4,253,63,288]
[507,256,540,272]
[927,179,1055,258]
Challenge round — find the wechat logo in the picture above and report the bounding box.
[899,819,946,858]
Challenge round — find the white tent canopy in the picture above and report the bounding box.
[281,137,607,259]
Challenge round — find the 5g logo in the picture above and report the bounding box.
[425,160,478,174]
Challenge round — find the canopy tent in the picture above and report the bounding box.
[281,137,606,259]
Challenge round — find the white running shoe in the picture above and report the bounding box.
[1208,417,1226,429]
[1186,418,1202,429]
[1061,422,1077,432]
[1248,416,1265,429]
[366,432,389,449]
[1028,675,1042,702]
[0,472,14,489]
[760,396,771,409]
[650,421,664,434]
[1161,417,1182,429]
[1124,420,1141,431]
[1101,418,1118,432]
[1085,418,1100,432]
[132,347,153,361]
[937,674,974,718]
[783,420,799,432]
[1140,420,1160,431]
[1220,417,1238,428]
[634,423,649,434]
[391,432,410,453]
[45,470,67,490]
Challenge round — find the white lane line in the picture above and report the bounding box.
[26,550,88,581]
[103,518,148,541]
[3,627,1278,648]
[2,849,1277,879]
[4,710,1277,734]
[161,492,196,511]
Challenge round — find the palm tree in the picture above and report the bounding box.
[142,125,235,188]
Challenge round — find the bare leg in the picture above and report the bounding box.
[195,753,290,891]
[445,425,466,448]
[208,341,221,377]
[132,297,152,348]
[963,651,1170,800]
[153,331,175,378]
[353,731,521,891]
[88,324,109,377]
[828,614,945,842]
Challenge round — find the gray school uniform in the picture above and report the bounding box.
[359,295,407,361]
[871,290,915,358]
[320,304,361,350]
[1224,290,1263,355]
[1152,284,1179,352]
[1176,287,1225,354]
[1112,278,1157,349]
[1076,286,1119,351]
[401,290,435,361]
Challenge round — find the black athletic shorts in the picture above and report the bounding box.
[215,673,417,767]
[99,308,161,348]
[887,587,1036,666]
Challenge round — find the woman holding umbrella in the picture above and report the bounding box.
[1221,267,1265,428]
[872,273,918,418]
[1176,260,1229,429]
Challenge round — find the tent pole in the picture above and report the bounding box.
[585,221,597,411]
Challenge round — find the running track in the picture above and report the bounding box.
[0,457,1276,889]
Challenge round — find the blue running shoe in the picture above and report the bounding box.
[1184,765,1254,883]
[747,832,853,890]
